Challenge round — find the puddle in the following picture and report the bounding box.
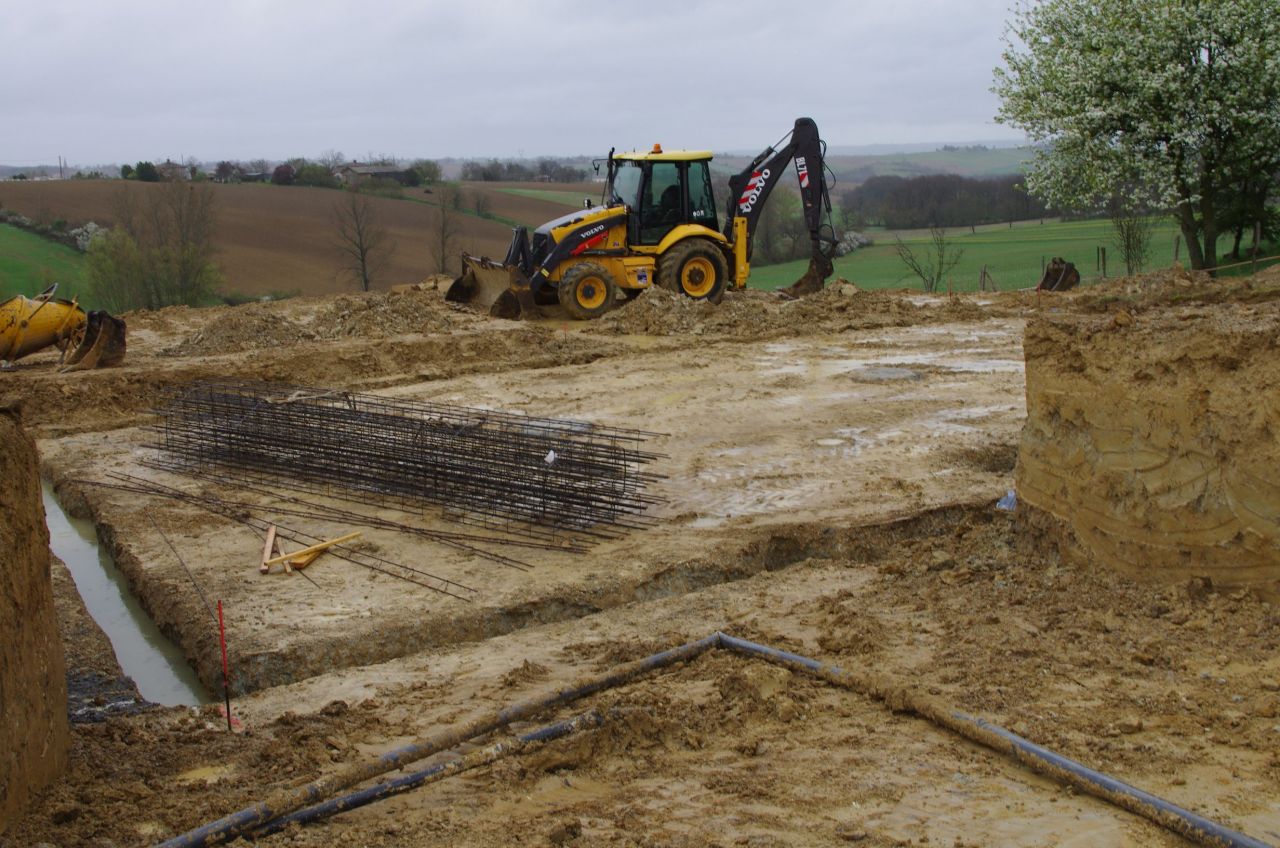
[942,358,1025,374]
[42,483,211,706]
[849,366,922,382]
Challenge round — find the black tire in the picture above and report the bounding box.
[558,261,619,320]
[658,240,728,304]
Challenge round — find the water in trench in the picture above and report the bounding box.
[42,482,211,706]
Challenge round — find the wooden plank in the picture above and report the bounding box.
[259,525,278,574]
[262,531,361,566]
[287,548,325,570]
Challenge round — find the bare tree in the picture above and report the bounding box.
[428,186,461,275]
[89,181,221,310]
[1108,199,1157,275]
[472,190,491,219]
[333,189,394,292]
[318,149,346,171]
[894,227,964,292]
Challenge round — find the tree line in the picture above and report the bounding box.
[840,174,1051,230]
[459,158,587,183]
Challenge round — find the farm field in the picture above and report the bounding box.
[0,181,526,299]
[0,224,87,300]
[496,185,602,207]
[751,217,1188,292]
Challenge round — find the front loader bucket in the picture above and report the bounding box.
[445,253,539,320]
[776,249,835,300]
[61,311,126,371]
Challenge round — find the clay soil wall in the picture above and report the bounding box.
[0,402,68,826]
[1016,301,1280,595]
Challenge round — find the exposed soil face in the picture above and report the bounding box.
[0,404,68,823]
[4,277,1279,847]
[1018,269,1280,597]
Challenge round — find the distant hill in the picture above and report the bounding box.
[714,146,1034,184]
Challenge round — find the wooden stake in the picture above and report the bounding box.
[259,525,278,574]
[217,600,232,733]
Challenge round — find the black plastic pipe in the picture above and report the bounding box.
[156,633,719,848]
[250,709,604,838]
[718,633,1272,848]
[160,631,1270,848]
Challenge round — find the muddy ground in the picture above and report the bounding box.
[3,276,1279,847]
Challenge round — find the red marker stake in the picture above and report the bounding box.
[217,599,232,733]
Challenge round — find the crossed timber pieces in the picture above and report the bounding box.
[259,525,361,575]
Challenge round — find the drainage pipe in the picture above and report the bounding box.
[718,633,1270,848]
[251,709,604,838]
[156,633,719,848]
[162,632,1268,848]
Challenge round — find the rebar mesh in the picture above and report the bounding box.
[149,379,665,538]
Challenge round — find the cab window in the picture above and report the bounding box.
[610,161,643,208]
[688,160,718,230]
[639,161,682,244]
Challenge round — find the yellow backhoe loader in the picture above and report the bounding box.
[447,117,837,319]
[0,284,127,371]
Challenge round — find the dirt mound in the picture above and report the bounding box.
[159,301,317,356]
[589,280,965,339]
[1017,290,1280,596]
[160,290,469,357]
[1069,264,1280,313]
[310,289,461,339]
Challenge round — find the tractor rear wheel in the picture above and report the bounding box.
[658,240,728,304]
[558,262,618,320]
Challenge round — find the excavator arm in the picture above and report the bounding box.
[723,117,837,296]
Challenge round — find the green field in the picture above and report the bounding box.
[497,188,592,207]
[0,224,89,301]
[749,217,1192,292]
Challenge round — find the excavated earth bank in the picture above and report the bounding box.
[1018,272,1280,596]
[0,404,68,823]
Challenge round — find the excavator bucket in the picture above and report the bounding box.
[60,311,127,371]
[776,248,835,300]
[1,286,87,365]
[445,252,539,320]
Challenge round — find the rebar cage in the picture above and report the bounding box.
[149,379,666,540]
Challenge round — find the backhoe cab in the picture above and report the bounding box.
[446,117,837,319]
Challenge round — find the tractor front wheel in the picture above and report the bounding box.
[558,262,618,320]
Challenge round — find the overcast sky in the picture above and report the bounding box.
[2,0,1027,167]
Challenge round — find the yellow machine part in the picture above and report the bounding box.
[0,289,86,362]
